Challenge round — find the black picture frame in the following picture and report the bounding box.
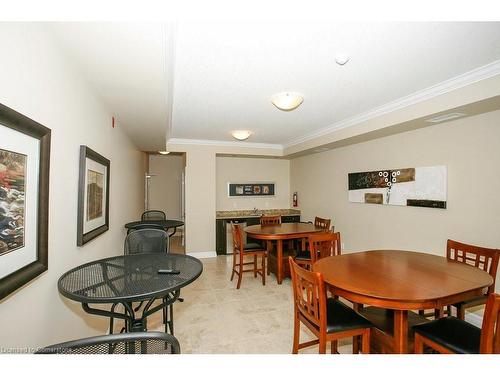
[0,103,51,300]
[228,182,275,197]
[77,145,110,246]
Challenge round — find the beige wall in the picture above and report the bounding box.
[166,142,287,256]
[184,148,216,255]
[216,157,291,211]
[149,154,184,220]
[291,109,500,288]
[0,24,144,348]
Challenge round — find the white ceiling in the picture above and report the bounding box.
[48,22,500,151]
[48,22,170,151]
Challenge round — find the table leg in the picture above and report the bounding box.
[277,239,283,285]
[393,310,408,354]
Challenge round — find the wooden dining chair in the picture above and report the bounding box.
[314,216,331,230]
[414,293,500,354]
[419,239,500,319]
[294,232,341,270]
[260,215,281,225]
[446,239,500,319]
[230,222,267,289]
[289,257,372,354]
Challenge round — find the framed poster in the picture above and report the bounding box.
[228,182,275,197]
[0,103,50,300]
[77,146,110,246]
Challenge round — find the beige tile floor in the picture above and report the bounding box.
[147,255,353,354]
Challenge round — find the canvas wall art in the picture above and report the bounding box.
[77,145,110,246]
[348,166,447,209]
[0,103,50,300]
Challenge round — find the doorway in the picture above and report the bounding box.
[146,152,186,254]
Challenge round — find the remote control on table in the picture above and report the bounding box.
[158,269,180,275]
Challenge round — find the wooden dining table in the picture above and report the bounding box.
[244,222,325,284]
[313,250,493,354]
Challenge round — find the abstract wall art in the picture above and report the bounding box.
[348,166,447,209]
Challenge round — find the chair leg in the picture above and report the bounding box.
[236,261,243,289]
[434,307,444,319]
[418,310,425,316]
[261,254,266,286]
[457,305,465,320]
[331,340,338,354]
[292,312,300,354]
[318,335,327,354]
[266,241,271,275]
[352,335,359,354]
[254,255,257,277]
[414,333,424,354]
[447,305,454,317]
[230,253,236,281]
[361,329,371,354]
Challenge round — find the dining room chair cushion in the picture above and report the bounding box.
[294,250,311,260]
[243,242,264,251]
[324,299,373,334]
[413,317,480,354]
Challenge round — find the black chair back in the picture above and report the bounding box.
[124,228,169,254]
[36,332,180,354]
[127,223,165,234]
[141,210,166,221]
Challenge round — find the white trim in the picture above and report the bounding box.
[186,251,217,259]
[284,59,500,148]
[167,137,283,150]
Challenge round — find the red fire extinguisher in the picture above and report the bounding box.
[292,192,298,207]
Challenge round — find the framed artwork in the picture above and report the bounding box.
[228,182,275,197]
[77,146,110,246]
[0,103,50,300]
[348,165,447,209]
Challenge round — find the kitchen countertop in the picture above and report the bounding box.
[216,209,300,219]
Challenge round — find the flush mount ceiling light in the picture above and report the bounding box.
[335,53,350,65]
[270,92,304,111]
[231,130,252,141]
[158,151,170,155]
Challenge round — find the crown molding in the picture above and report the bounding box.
[284,59,500,149]
[167,137,283,150]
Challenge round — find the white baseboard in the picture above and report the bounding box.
[186,251,217,259]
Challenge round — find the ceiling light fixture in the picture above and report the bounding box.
[425,113,466,123]
[231,130,252,141]
[158,151,170,155]
[271,92,304,111]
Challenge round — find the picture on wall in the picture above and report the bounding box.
[348,165,447,209]
[0,103,50,300]
[0,149,26,255]
[228,182,275,197]
[77,145,110,246]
